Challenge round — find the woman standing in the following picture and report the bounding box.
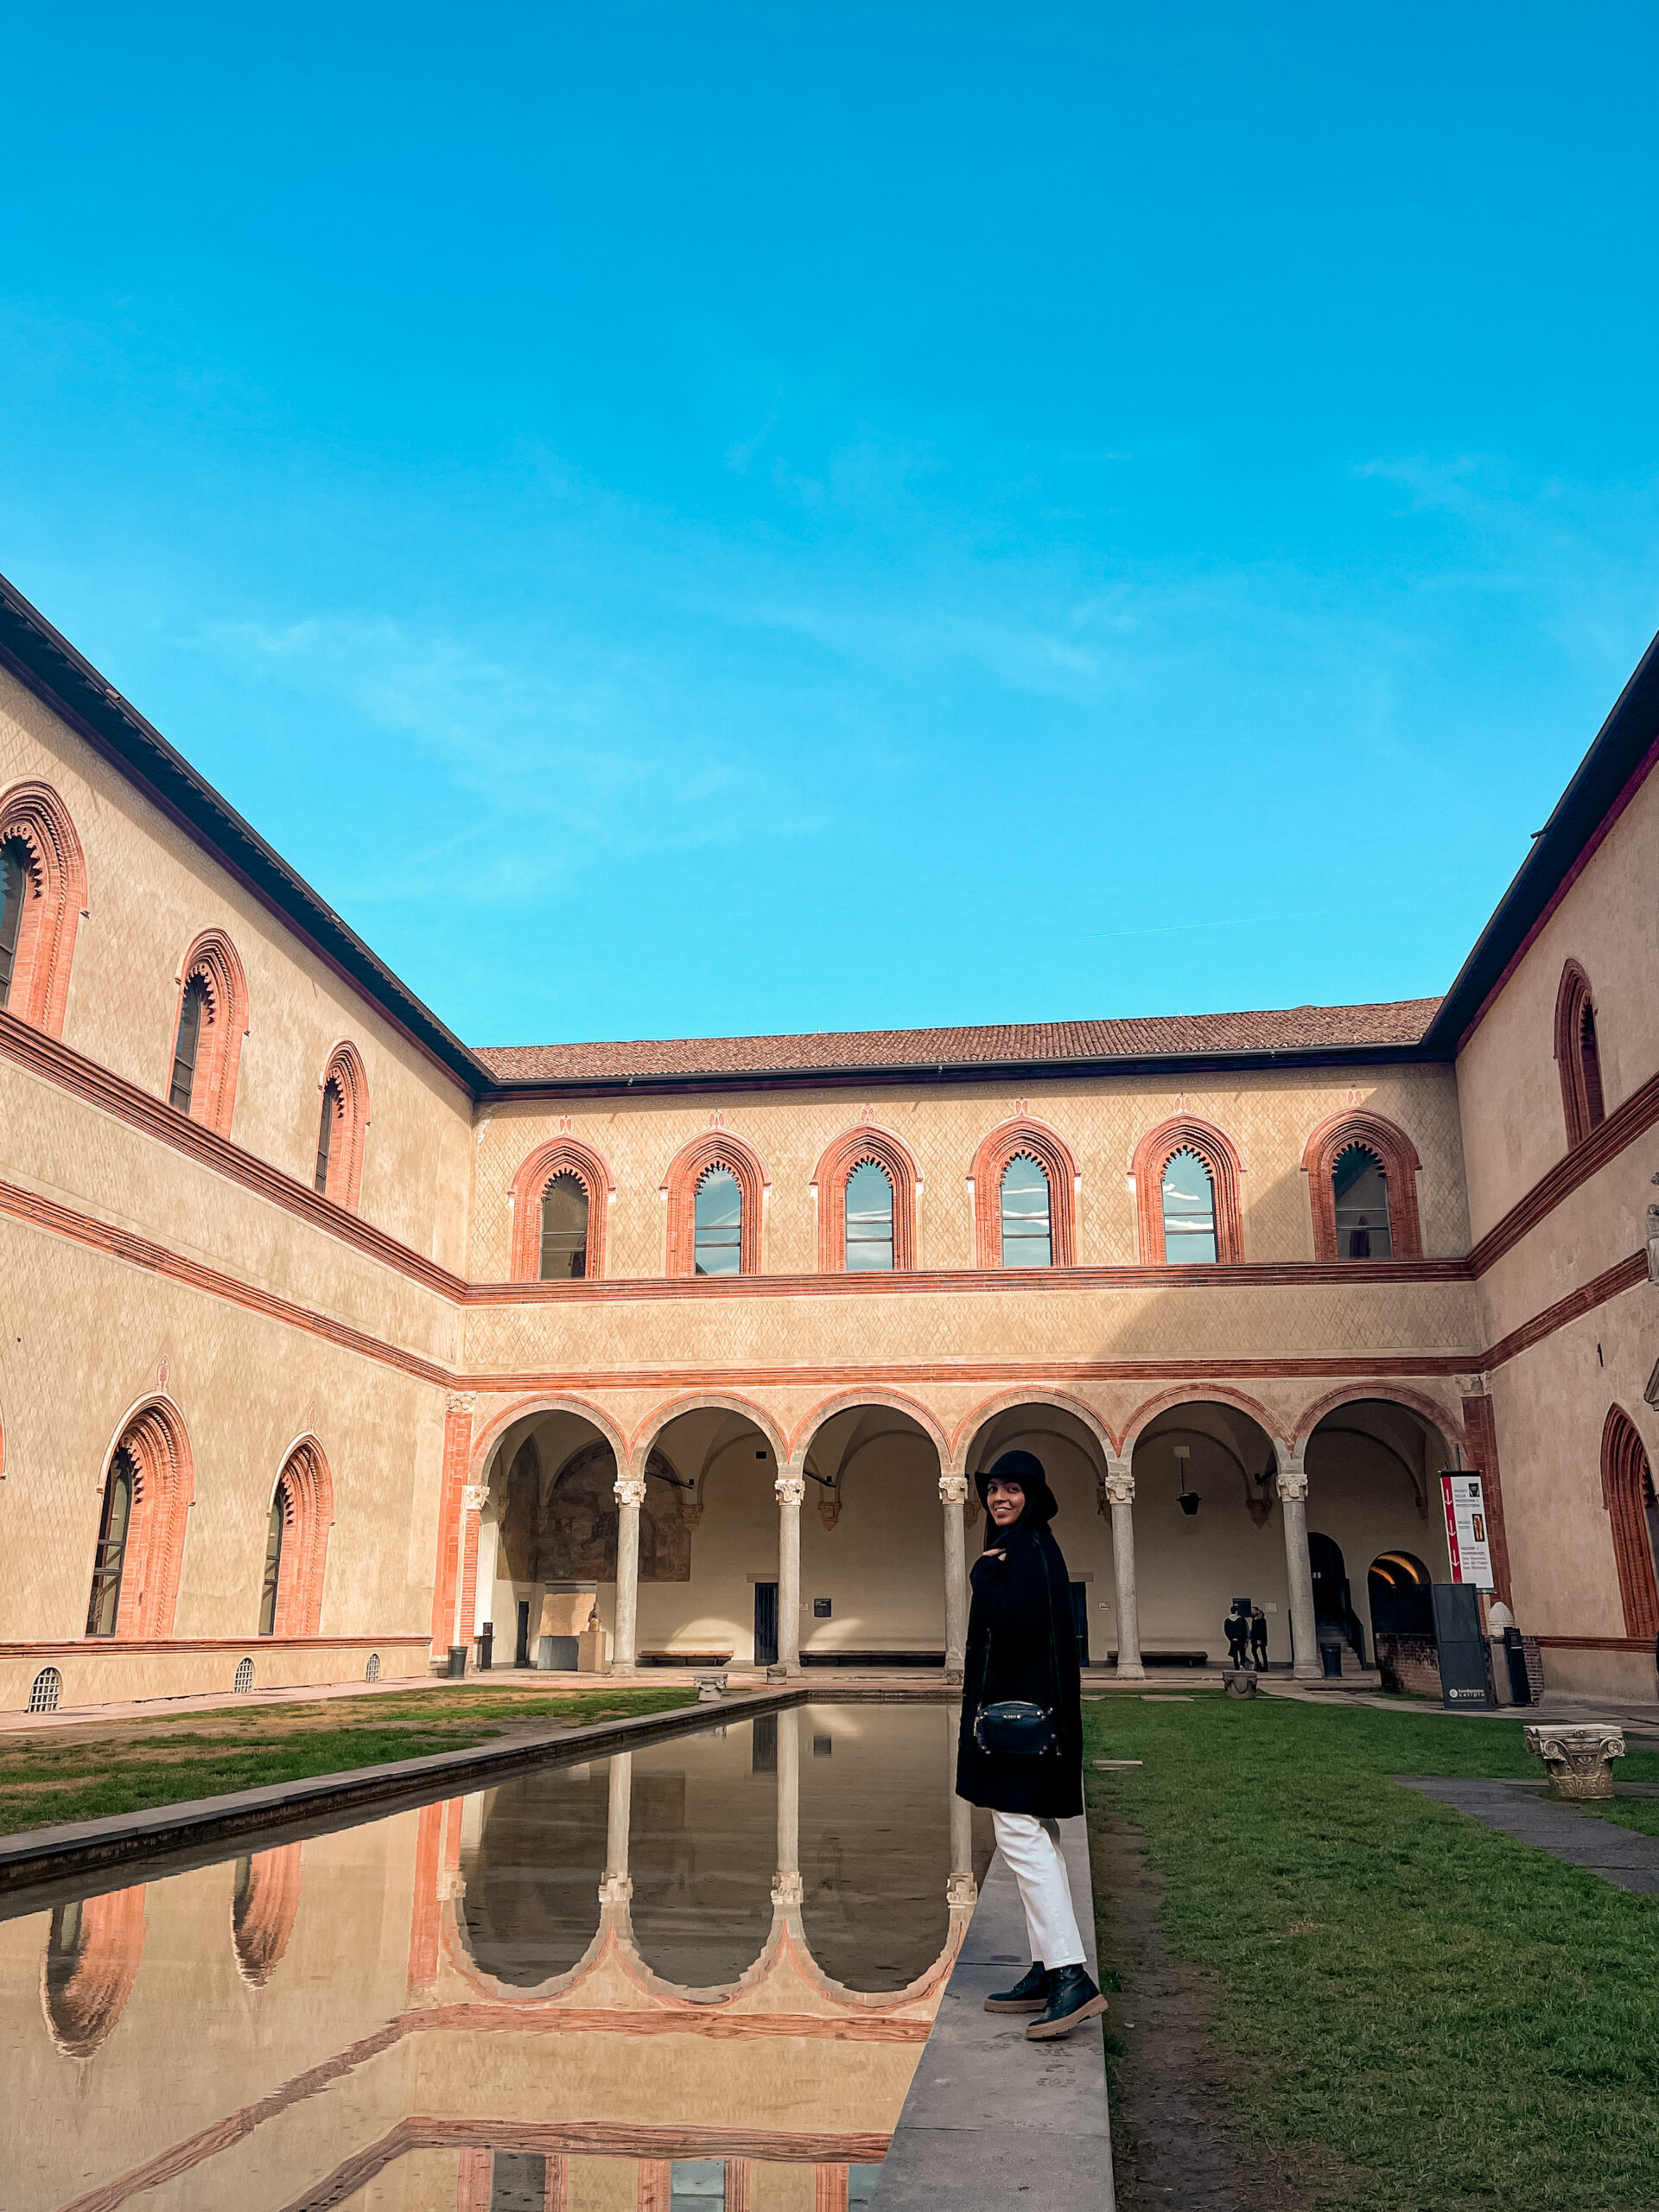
[955,1448,1107,2039]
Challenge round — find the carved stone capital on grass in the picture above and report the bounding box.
[1524,1722,1625,1800]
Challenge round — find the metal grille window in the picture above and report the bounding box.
[1000,1152,1052,1267]
[1332,1143,1393,1259]
[540,1170,589,1280]
[169,976,207,1114]
[315,1080,340,1195]
[233,1657,255,1693]
[0,840,28,1008]
[28,1667,62,1713]
[86,1448,137,1638]
[693,1166,743,1274]
[844,1159,894,1271]
[258,1487,287,1636]
[365,1651,380,1681]
[1161,1147,1217,1263]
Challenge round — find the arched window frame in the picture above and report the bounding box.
[1554,959,1606,1147]
[263,1438,335,1638]
[88,1399,194,1640]
[811,1125,920,1272]
[969,1119,1078,1268]
[0,779,87,1038]
[1600,1406,1658,1639]
[1300,1110,1423,1261]
[166,929,249,1136]
[507,1136,615,1281]
[1130,1116,1244,1264]
[662,1130,768,1277]
[314,1040,370,1211]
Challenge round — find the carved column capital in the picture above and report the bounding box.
[1275,1460,1309,1503]
[1103,1471,1135,1508]
[460,1484,489,1515]
[774,1475,806,1507]
[613,1476,647,1510]
[771,1871,804,1909]
[938,1474,969,1506]
[946,1871,978,1910]
[597,1873,634,1907]
[445,1391,477,1418]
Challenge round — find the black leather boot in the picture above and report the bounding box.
[983,1961,1050,2013]
[1025,1963,1108,2039]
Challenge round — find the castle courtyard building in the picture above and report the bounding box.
[0,567,1656,1711]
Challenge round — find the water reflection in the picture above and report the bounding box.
[4,1701,976,2212]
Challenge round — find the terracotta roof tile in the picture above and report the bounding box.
[474,998,1442,1085]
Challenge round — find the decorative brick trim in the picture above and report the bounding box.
[431,1397,475,1652]
[99,1397,194,1640]
[1300,1110,1423,1260]
[317,1041,370,1213]
[0,777,86,1038]
[232,1844,302,1987]
[630,1389,789,1468]
[1601,1405,1658,1639]
[270,1437,334,1638]
[662,1131,768,1276]
[1289,1382,1462,1460]
[168,927,249,1136]
[953,1387,1119,1469]
[790,1386,950,1465]
[1469,1070,1659,1274]
[41,1881,147,2058]
[1460,1392,1513,1607]
[469,1393,632,1484]
[1535,1633,1656,1653]
[456,2149,493,2212]
[0,1635,425,1656]
[1130,1116,1244,1262]
[1483,1250,1649,1370]
[969,1118,1077,1268]
[509,1136,614,1281]
[1554,959,1605,1147]
[407,1799,446,1993]
[812,1125,919,1272]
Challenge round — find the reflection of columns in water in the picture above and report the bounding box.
[1103,1457,1145,1681]
[945,1702,976,1913]
[600,1751,633,1908]
[772,1707,802,1909]
[1277,1456,1321,1681]
[777,1466,805,1674]
[939,1473,969,1681]
[612,1471,646,1673]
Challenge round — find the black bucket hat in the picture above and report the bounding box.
[974,1448,1058,1525]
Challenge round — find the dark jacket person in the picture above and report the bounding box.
[954,1449,1104,2041]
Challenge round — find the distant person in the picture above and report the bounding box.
[957,1450,1107,2042]
[1249,1608,1269,1670]
[1224,1606,1249,1669]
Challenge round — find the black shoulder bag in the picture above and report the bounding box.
[972,1541,1063,1759]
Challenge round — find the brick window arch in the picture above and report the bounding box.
[167,928,249,1135]
[1131,1116,1244,1263]
[0,779,87,1038]
[662,1131,768,1276]
[1601,1407,1658,1638]
[1554,959,1606,1147]
[812,1126,920,1272]
[232,1844,302,1986]
[41,1885,148,2058]
[86,1400,194,1640]
[508,1136,614,1281]
[969,1119,1077,1268]
[1300,1110,1423,1260]
[314,1041,370,1211]
[260,1438,334,1637]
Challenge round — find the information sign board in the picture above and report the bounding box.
[1440,1471,1495,1592]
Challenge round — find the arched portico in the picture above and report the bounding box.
[957,1398,1117,1676]
[795,1400,957,1675]
[1300,1397,1454,1669]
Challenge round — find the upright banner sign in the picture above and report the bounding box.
[1440,1471,1495,1592]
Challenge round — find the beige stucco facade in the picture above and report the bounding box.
[0,575,1655,1707]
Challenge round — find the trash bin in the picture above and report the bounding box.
[446,1643,467,1679]
[1319,1640,1344,1679]
[475,1621,493,1672]
[1505,1626,1533,1706]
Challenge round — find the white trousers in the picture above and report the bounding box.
[992,1810,1085,1970]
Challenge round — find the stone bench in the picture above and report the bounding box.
[638,1650,734,1669]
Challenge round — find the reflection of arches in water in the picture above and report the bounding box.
[232,1844,302,1987]
[798,1710,953,1993]
[41,1885,147,2057]
[459,1767,610,1986]
[1369,1550,1433,1638]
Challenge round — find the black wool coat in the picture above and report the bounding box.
[955,1514,1084,1819]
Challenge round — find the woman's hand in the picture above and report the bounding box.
[982,1548,1007,1561]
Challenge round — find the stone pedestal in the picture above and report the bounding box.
[1223,1668,1259,1698]
[1524,1721,1626,1799]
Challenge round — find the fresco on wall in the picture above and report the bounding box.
[540,1442,692,1584]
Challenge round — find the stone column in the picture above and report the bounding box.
[1103,1457,1145,1681]
[773,1706,802,1910]
[1277,1457,1320,1681]
[612,1471,646,1675]
[600,1749,633,1909]
[939,1473,969,1683]
[776,1467,805,1674]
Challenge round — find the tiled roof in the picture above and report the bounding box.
[474,998,1443,1085]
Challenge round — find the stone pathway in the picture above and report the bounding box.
[1397,1776,1659,1891]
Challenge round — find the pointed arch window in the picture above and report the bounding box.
[1554,960,1607,1147]
[694,1166,743,1274]
[1000,1154,1052,1267]
[540,1170,590,1279]
[0,839,27,1007]
[0,780,87,1036]
[312,1042,370,1211]
[169,976,207,1113]
[1132,1116,1244,1262]
[258,1441,334,1638]
[1332,1144,1393,1259]
[86,1446,137,1638]
[166,931,249,1135]
[1602,1408,1659,1638]
[314,1079,340,1193]
[257,1486,287,1635]
[1161,1147,1217,1262]
[845,1159,895,1270]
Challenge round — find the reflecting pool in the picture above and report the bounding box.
[3,1702,980,2212]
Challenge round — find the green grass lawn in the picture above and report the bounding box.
[1083,1694,1659,2212]
[0,1685,697,1835]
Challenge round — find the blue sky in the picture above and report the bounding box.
[3,4,1656,1047]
